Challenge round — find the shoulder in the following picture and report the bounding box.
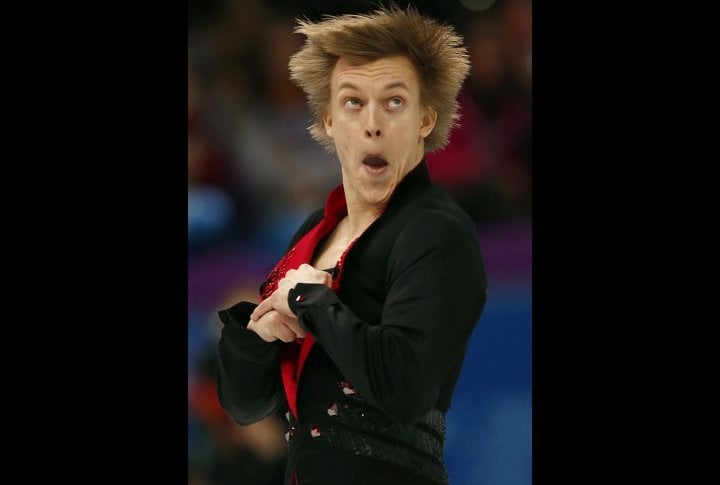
[394,208,479,258]
[386,192,482,274]
[287,208,324,249]
[385,191,486,292]
[398,183,478,244]
[300,208,325,232]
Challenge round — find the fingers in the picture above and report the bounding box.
[247,310,305,343]
[251,263,332,324]
[280,313,306,339]
[246,319,276,342]
[286,264,330,285]
[247,316,296,343]
[251,298,273,321]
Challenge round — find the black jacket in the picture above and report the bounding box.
[218,161,486,484]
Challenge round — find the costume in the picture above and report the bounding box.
[218,160,486,484]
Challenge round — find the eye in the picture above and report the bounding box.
[386,97,403,109]
[344,98,362,109]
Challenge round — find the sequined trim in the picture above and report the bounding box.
[330,403,446,464]
[331,237,358,293]
[321,421,448,484]
[260,247,296,300]
[288,406,448,484]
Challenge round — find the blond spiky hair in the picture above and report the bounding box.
[288,5,470,153]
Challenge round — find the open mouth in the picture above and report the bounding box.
[362,155,388,173]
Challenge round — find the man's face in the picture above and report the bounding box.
[324,55,437,211]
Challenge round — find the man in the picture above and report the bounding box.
[217,6,486,484]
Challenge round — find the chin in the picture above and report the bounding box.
[360,187,394,207]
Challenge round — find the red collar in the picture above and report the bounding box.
[323,183,348,221]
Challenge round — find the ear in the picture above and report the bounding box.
[419,106,437,139]
[323,108,333,138]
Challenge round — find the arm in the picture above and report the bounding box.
[288,210,486,424]
[216,209,325,424]
[216,301,284,425]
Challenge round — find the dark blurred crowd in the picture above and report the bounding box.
[188,1,531,483]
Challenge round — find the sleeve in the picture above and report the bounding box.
[215,209,325,425]
[288,209,487,424]
[217,300,284,425]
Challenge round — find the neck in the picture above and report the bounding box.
[343,202,382,242]
[339,156,425,239]
[338,173,390,241]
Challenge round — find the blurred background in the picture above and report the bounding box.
[188,0,531,483]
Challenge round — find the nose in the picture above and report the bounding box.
[364,105,383,138]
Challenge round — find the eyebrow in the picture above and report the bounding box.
[337,81,360,92]
[383,81,410,92]
[337,81,410,93]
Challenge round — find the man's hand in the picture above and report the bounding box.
[247,309,306,343]
[249,264,333,334]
